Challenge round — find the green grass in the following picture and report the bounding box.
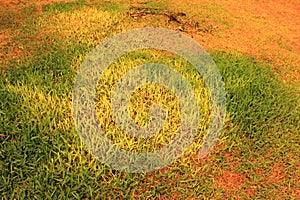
[41,1,83,12]
[1,0,299,199]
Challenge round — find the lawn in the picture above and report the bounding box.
[0,0,299,199]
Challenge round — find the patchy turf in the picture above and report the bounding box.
[166,0,300,86]
[1,0,299,199]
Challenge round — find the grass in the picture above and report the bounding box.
[93,50,210,154]
[1,0,299,199]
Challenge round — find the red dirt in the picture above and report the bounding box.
[1,0,74,8]
[2,0,299,85]
[167,0,300,85]
[212,150,254,198]
[252,161,300,198]
[214,169,246,195]
[0,0,75,66]
[222,151,241,168]
[267,163,287,184]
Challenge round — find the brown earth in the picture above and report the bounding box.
[126,0,300,85]
[167,0,300,85]
[1,0,299,86]
[1,0,74,8]
[0,0,76,67]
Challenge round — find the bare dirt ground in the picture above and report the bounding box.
[0,0,76,66]
[1,0,73,8]
[1,0,299,86]
[167,0,300,86]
